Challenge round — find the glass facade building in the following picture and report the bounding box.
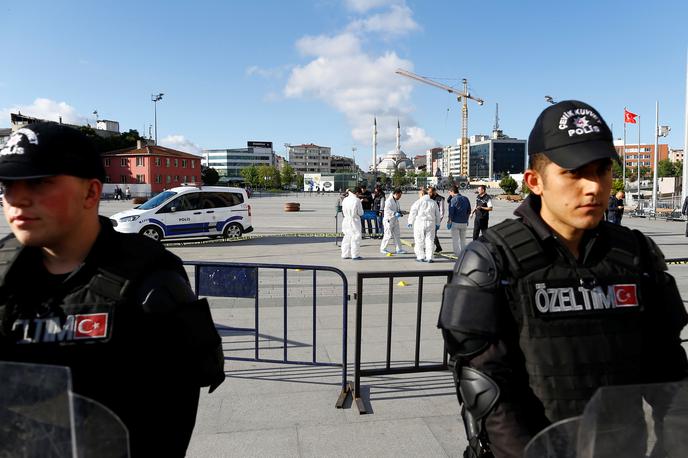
[202,143,274,183]
[468,139,526,179]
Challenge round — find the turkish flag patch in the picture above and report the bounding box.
[74,313,109,339]
[613,284,639,307]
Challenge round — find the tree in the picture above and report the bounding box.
[392,169,406,188]
[241,165,260,187]
[201,165,219,185]
[611,179,624,193]
[256,165,281,189]
[658,159,680,177]
[79,126,145,152]
[499,174,518,195]
[281,164,296,189]
[611,159,623,179]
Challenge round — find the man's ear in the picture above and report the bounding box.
[84,179,103,209]
[524,169,544,196]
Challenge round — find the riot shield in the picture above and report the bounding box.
[0,361,129,458]
[524,382,688,458]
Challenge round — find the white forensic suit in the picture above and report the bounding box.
[408,194,440,262]
[341,192,364,259]
[380,195,403,253]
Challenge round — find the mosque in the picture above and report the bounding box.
[371,118,414,175]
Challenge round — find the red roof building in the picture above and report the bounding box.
[102,144,202,194]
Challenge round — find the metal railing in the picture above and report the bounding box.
[351,269,453,414]
[183,260,351,407]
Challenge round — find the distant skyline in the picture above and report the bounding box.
[1,0,686,170]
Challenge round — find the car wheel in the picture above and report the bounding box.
[140,225,163,241]
[223,222,242,238]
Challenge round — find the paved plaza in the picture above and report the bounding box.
[3,191,688,457]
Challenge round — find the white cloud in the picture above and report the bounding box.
[245,65,291,79]
[347,5,419,38]
[283,2,435,166]
[343,0,401,13]
[0,98,89,126]
[160,135,203,156]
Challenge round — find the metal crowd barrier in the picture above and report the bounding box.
[351,269,454,414]
[183,261,351,407]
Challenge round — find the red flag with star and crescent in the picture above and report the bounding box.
[624,109,638,124]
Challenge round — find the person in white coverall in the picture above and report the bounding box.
[380,188,406,255]
[407,188,441,262]
[341,187,364,259]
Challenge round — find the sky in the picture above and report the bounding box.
[1,0,687,170]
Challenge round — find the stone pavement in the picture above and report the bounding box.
[4,191,688,457]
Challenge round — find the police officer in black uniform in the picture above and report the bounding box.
[471,185,492,240]
[0,123,225,457]
[438,101,688,458]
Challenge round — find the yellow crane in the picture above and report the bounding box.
[395,68,484,177]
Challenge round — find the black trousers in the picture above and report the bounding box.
[473,218,488,240]
[434,227,442,252]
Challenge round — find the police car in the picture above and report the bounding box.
[110,185,253,241]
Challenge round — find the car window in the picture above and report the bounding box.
[158,192,200,213]
[138,191,177,210]
[199,192,243,209]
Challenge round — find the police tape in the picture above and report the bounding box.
[666,258,688,265]
[164,232,344,247]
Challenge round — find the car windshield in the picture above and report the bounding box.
[137,191,178,210]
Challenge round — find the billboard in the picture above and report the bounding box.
[304,174,335,192]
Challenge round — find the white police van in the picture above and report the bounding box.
[110,185,253,241]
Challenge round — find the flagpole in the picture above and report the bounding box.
[682,49,688,211]
[638,115,641,207]
[623,108,627,185]
[653,101,659,212]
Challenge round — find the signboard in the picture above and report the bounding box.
[304,174,335,192]
[247,141,273,149]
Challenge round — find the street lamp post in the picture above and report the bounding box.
[652,100,671,211]
[151,93,164,145]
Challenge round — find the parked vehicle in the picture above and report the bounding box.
[110,185,253,241]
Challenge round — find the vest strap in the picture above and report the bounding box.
[483,219,547,277]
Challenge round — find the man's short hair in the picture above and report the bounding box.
[477,185,486,192]
[393,188,402,195]
[353,186,362,194]
[528,152,552,174]
[450,185,459,193]
[419,187,428,195]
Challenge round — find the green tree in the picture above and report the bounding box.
[201,165,219,185]
[611,179,625,193]
[281,164,296,189]
[499,174,518,195]
[611,159,623,178]
[241,165,259,187]
[256,165,281,189]
[80,126,145,152]
[658,159,680,177]
[392,169,406,188]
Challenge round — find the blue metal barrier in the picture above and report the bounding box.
[183,260,351,407]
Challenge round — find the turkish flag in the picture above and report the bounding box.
[624,109,638,124]
[613,284,639,307]
[74,313,109,339]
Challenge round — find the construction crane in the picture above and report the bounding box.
[395,68,484,177]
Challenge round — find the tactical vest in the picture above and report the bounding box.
[0,232,182,362]
[484,219,652,422]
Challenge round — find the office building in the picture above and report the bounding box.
[468,136,526,179]
[288,143,331,174]
[203,141,275,183]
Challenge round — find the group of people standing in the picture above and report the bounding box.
[340,183,490,261]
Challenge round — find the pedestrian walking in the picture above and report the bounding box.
[0,123,225,457]
[471,184,492,239]
[408,188,440,262]
[380,188,406,254]
[341,188,363,259]
[439,100,688,458]
[428,186,445,253]
[125,186,131,200]
[446,185,471,256]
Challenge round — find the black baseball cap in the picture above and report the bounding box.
[528,100,619,170]
[0,122,105,181]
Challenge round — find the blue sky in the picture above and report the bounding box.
[1,0,686,170]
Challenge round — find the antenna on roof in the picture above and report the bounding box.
[493,103,499,131]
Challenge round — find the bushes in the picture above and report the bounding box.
[499,174,518,195]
